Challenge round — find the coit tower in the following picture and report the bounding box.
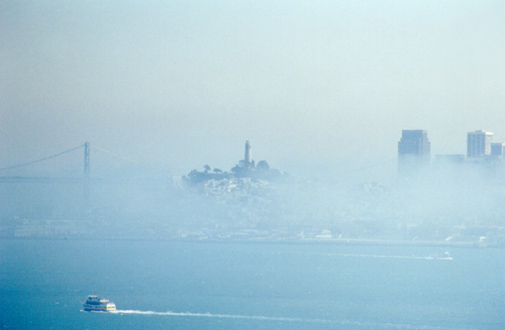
[244,141,252,164]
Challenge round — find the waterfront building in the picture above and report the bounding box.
[467,130,493,158]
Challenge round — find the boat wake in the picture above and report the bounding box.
[107,310,469,329]
[328,253,452,260]
[110,310,329,323]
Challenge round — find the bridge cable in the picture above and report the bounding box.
[92,144,136,163]
[0,145,84,172]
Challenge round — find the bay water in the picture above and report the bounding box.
[1,239,503,329]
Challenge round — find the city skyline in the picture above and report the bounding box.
[1,1,504,178]
[1,3,504,329]
[3,126,505,181]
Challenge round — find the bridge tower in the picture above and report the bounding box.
[84,142,90,176]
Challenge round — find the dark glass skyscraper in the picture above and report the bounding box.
[398,130,431,174]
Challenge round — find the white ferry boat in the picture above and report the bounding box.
[83,295,116,312]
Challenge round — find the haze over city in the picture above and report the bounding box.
[2,1,504,179]
[2,2,505,329]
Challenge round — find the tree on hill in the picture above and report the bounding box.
[256,160,270,171]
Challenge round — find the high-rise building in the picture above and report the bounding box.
[491,142,505,158]
[467,130,493,158]
[398,130,431,174]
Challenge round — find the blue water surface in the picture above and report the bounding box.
[1,239,503,329]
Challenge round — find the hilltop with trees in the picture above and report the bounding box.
[183,142,287,186]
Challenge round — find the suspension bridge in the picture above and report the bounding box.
[0,142,133,182]
[1,142,398,183]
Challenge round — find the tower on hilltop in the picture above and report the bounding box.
[398,130,431,174]
[245,141,252,163]
[244,141,254,169]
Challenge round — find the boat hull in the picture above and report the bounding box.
[83,303,116,312]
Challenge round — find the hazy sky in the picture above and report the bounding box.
[1,1,504,178]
